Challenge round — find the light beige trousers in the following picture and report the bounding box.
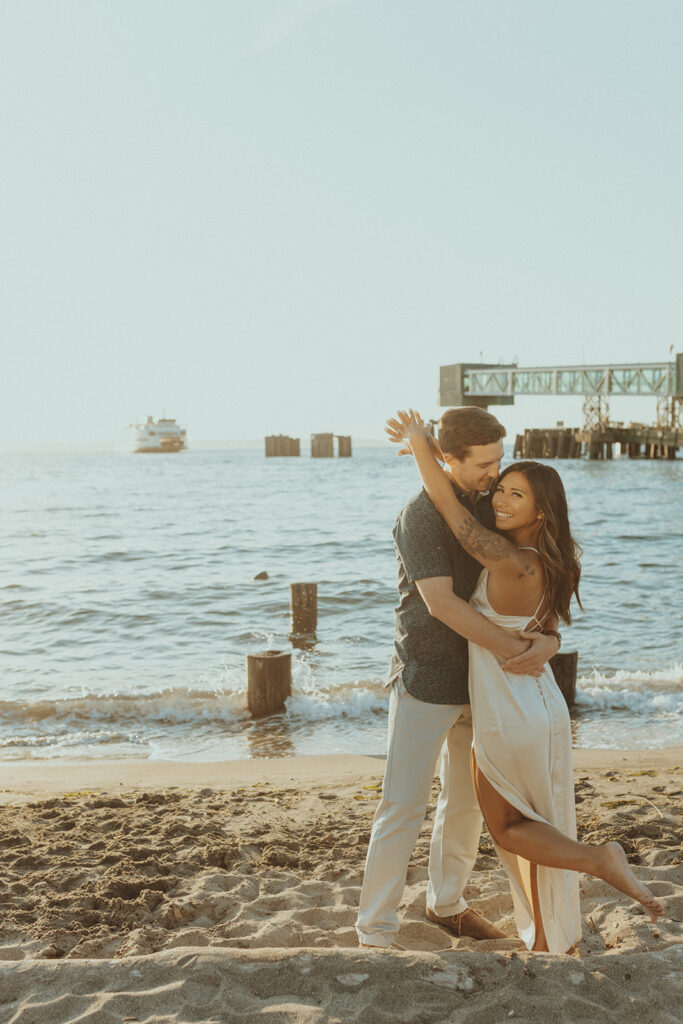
[355,679,482,947]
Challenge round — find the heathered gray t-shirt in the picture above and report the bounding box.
[388,484,494,705]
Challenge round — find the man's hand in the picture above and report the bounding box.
[501,630,559,676]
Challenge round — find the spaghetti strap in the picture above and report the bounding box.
[528,587,548,629]
[517,546,547,628]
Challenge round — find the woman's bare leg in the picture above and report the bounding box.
[472,750,548,948]
[472,757,664,925]
[529,865,548,951]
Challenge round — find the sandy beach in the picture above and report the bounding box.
[0,750,680,1023]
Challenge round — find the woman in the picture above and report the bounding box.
[386,409,664,953]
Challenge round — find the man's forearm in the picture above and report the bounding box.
[430,593,526,660]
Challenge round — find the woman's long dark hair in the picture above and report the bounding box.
[498,461,583,625]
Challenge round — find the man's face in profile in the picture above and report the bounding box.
[445,440,504,495]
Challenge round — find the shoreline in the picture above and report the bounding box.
[0,748,680,805]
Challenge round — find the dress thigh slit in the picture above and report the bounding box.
[470,748,547,949]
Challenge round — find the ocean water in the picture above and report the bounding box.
[1,445,681,761]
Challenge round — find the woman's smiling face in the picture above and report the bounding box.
[491,471,539,531]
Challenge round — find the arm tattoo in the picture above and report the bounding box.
[455,514,515,562]
[454,514,534,576]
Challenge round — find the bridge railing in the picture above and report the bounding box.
[464,363,674,397]
[440,357,681,404]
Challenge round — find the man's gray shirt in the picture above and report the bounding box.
[388,484,495,705]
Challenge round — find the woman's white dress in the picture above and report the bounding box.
[468,567,582,953]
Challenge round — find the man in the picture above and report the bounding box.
[355,406,560,949]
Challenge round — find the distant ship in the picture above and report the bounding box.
[131,415,187,453]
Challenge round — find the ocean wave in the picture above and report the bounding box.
[0,676,391,738]
[575,664,683,715]
[1,665,679,740]
[0,687,251,731]
[285,682,388,721]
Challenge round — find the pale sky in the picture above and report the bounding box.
[2,1,681,444]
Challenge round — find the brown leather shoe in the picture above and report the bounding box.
[426,907,506,940]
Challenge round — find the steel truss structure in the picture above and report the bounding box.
[459,362,675,399]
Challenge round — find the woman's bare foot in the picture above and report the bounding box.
[596,842,665,923]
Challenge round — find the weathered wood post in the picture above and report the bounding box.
[589,433,602,459]
[550,650,578,708]
[337,435,352,457]
[290,582,318,636]
[311,434,334,457]
[265,435,300,456]
[564,429,576,457]
[247,650,292,717]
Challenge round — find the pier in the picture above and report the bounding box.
[440,355,683,459]
[513,425,680,460]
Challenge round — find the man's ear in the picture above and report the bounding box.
[430,436,446,463]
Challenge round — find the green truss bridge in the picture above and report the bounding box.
[439,354,683,407]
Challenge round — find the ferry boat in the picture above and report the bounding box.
[132,416,187,453]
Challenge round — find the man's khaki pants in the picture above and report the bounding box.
[355,679,482,948]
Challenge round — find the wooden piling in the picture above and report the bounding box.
[337,435,352,457]
[311,433,334,457]
[290,582,318,635]
[550,650,578,708]
[265,435,300,457]
[557,431,571,458]
[247,650,292,718]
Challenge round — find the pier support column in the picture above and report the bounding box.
[311,434,334,457]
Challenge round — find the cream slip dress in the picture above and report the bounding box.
[468,551,582,953]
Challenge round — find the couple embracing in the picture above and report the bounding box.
[355,406,663,953]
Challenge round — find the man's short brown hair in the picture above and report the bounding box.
[437,407,506,461]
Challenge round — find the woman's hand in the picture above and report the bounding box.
[385,409,440,457]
